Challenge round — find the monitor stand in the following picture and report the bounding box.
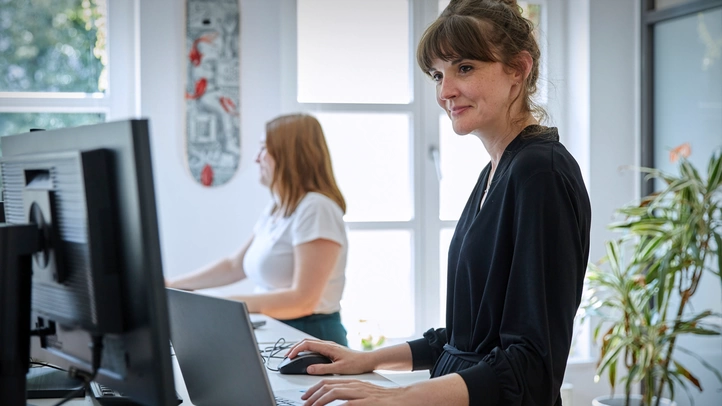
[0,220,41,406]
[26,366,85,400]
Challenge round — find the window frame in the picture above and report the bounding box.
[640,0,722,195]
[281,0,441,341]
[0,0,137,129]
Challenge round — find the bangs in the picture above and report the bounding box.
[416,15,500,74]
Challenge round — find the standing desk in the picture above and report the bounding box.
[29,313,424,405]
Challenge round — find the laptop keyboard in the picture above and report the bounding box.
[90,381,183,405]
[275,395,304,405]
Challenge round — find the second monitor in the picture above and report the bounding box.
[0,119,177,406]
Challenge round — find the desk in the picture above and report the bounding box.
[30,314,425,406]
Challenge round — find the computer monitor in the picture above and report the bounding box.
[0,120,176,405]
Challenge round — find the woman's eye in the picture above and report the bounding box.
[459,65,472,73]
[430,72,442,82]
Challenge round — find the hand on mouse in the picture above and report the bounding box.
[286,339,375,375]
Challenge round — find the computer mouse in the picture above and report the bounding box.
[278,351,333,375]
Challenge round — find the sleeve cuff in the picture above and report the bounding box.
[407,338,436,371]
[456,361,501,406]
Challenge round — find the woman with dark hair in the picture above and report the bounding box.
[167,113,349,346]
[286,0,591,404]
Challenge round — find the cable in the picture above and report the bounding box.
[28,360,84,405]
[29,360,67,372]
[51,335,104,406]
[50,384,87,406]
[260,337,295,372]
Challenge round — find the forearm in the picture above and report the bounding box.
[404,373,469,406]
[367,342,414,371]
[239,239,341,319]
[231,288,317,319]
[168,257,244,290]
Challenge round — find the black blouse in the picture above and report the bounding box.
[408,126,592,405]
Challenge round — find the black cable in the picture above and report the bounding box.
[50,383,88,406]
[50,335,104,406]
[261,337,295,372]
[28,360,85,405]
[29,360,67,372]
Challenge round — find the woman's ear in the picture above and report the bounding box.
[515,51,534,83]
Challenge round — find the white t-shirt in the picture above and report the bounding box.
[243,192,347,315]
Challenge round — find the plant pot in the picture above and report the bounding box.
[592,394,676,406]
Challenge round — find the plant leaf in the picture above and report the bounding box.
[673,360,702,391]
[706,150,722,191]
[714,232,722,292]
[675,346,722,385]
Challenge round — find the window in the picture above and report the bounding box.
[0,0,136,148]
[286,0,584,358]
[291,0,419,348]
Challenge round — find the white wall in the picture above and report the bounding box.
[138,0,282,284]
[562,0,639,405]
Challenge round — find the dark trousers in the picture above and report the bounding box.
[280,311,348,346]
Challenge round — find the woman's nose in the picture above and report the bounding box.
[438,77,457,100]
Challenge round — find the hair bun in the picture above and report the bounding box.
[447,0,518,8]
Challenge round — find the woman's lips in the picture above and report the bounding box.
[450,106,469,117]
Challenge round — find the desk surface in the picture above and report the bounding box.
[29,314,427,405]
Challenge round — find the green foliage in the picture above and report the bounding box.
[0,112,105,138]
[0,0,106,92]
[360,335,386,351]
[581,150,722,406]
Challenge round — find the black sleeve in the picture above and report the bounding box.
[407,328,447,371]
[457,171,589,405]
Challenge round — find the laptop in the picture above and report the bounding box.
[165,288,314,406]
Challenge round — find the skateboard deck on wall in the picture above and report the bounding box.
[184,0,241,187]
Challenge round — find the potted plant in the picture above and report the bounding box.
[582,147,722,406]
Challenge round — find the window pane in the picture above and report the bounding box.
[341,230,414,348]
[317,112,412,222]
[297,0,410,104]
[0,112,105,139]
[0,0,107,93]
[439,227,454,326]
[653,8,722,180]
[439,114,489,221]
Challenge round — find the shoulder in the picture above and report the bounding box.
[292,192,345,224]
[290,192,347,245]
[508,134,580,185]
[296,192,344,214]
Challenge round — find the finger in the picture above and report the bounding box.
[287,338,323,358]
[308,385,368,406]
[306,360,347,375]
[301,379,359,400]
[288,339,336,359]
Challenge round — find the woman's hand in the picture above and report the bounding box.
[301,373,469,406]
[286,339,375,375]
[301,379,409,406]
